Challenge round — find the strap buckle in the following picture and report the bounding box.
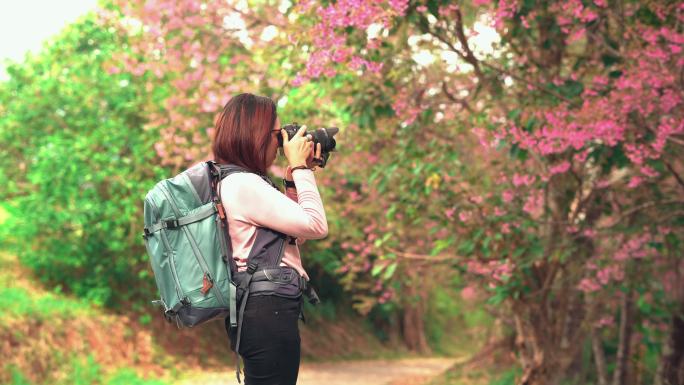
[209,162,220,178]
[143,227,152,238]
[246,262,258,275]
[164,219,179,229]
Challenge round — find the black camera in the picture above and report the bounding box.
[278,123,339,168]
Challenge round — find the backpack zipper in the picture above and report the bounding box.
[149,198,184,303]
[159,183,229,308]
[160,229,185,301]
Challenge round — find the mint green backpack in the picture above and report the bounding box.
[142,161,238,328]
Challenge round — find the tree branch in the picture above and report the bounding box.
[441,81,473,112]
[664,160,684,191]
[599,199,684,229]
[385,246,458,262]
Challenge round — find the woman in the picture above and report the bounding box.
[211,93,328,385]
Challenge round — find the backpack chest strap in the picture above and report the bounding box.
[144,203,217,236]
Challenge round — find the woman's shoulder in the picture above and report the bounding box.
[220,172,274,195]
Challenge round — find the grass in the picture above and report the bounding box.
[0,202,95,322]
[0,252,95,324]
[427,364,519,385]
[7,355,171,385]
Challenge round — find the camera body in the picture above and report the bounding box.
[279,123,339,168]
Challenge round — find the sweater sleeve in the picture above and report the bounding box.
[284,187,307,245]
[231,169,328,239]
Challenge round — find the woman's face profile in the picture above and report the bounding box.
[266,116,281,168]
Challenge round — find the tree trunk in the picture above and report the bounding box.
[591,326,609,385]
[401,305,430,353]
[657,311,684,385]
[630,340,645,385]
[612,290,635,385]
[400,270,431,354]
[513,310,559,385]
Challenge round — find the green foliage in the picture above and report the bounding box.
[425,284,481,355]
[302,298,338,323]
[0,286,93,324]
[0,248,95,324]
[5,354,170,385]
[0,12,165,309]
[103,368,169,385]
[488,367,521,385]
[62,355,101,385]
[7,365,32,385]
[54,355,169,385]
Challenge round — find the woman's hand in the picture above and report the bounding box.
[306,141,322,170]
[285,140,321,180]
[281,125,313,168]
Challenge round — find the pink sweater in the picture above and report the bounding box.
[218,168,328,281]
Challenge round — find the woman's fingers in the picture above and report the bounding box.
[295,125,307,138]
[281,125,307,144]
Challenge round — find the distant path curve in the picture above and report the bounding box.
[176,357,457,385]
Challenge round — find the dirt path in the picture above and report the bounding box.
[175,357,457,385]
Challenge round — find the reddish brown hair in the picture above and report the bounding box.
[212,93,277,175]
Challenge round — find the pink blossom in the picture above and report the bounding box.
[520,15,531,28]
[469,195,484,204]
[471,127,492,148]
[523,189,544,216]
[596,315,614,327]
[438,4,460,17]
[512,173,535,186]
[627,175,643,188]
[583,228,597,238]
[639,165,659,178]
[388,0,409,15]
[460,286,478,301]
[658,225,672,235]
[578,278,601,293]
[549,160,571,175]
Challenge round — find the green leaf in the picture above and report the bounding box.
[383,262,397,280]
[385,204,397,220]
[430,238,453,256]
[458,240,475,255]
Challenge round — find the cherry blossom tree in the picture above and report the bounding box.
[290,1,684,383]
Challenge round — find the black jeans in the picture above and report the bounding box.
[228,295,302,385]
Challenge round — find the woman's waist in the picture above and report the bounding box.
[242,294,301,315]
